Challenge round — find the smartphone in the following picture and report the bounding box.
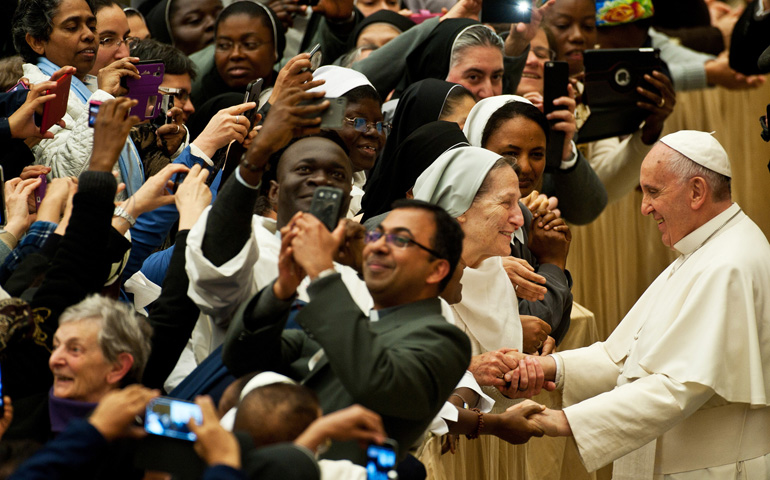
[480,0,532,24]
[309,186,344,231]
[123,60,165,120]
[300,97,348,130]
[144,397,202,442]
[88,100,102,128]
[0,166,5,227]
[6,79,29,93]
[297,0,319,7]
[301,44,322,74]
[34,174,47,210]
[40,72,72,134]
[366,439,398,480]
[243,78,264,127]
[152,94,175,127]
[543,61,569,170]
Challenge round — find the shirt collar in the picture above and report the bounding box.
[673,203,740,255]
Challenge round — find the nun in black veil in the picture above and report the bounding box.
[362,120,470,226]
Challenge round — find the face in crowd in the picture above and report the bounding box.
[26,0,98,80]
[168,0,223,56]
[446,45,505,101]
[90,4,131,75]
[214,12,277,89]
[337,97,387,172]
[483,115,548,197]
[355,0,401,18]
[272,137,354,229]
[545,0,597,76]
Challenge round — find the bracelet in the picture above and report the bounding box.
[465,408,484,440]
[450,393,469,409]
[113,206,136,227]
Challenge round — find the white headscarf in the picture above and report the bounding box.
[309,65,374,98]
[462,95,533,147]
[413,146,503,218]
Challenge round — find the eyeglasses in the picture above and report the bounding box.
[344,117,391,136]
[158,86,190,103]
[364,230,443,258]
[99,36,139,49]
[532,46,556,61]
[215,40,271,52]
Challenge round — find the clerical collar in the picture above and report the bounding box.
[673,203,741,255]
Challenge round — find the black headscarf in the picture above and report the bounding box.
[396,18,478,97]
[361,121,469,221]
[348,10,416,50]
[361,79,465,218]
[145,0,173,45]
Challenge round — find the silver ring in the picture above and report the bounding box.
[514,284,519,291]
[537,341,543,349]
[174,124,180,134]
[658,98,665,108]
[235,115,240,124]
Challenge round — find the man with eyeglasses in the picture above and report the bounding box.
[222,198,471,466]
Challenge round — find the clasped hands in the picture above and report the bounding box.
[469,349,556,399]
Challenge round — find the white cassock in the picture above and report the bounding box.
[552,203,770,479]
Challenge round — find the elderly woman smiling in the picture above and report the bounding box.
[413,147,551,403]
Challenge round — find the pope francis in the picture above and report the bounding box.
[519,130,770,479]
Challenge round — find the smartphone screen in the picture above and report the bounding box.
[34,174,47,210]
[88,101,101,128]
[480,0,532,24]
[145,397,202,441]
[366,441,398,480]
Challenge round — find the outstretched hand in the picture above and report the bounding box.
[490,400,545,444]
[505,0,555,56]
[8,66,77,140]
[529,407,572,436]
[189,396,241,468]
[88,385,159,441]
[294,404,386,452]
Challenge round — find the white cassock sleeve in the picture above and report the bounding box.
[563,373,714,472]
[185,206,261,323]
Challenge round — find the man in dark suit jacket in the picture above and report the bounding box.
[223,199,471,465]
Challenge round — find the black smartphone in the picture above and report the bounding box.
[543,61,569,169]
[301,44,322,74]
[297,0,319,7]
[144,397,202,442]
[366,439,398,480]
[299,97,348,130]
[480,0,532,24]
[243,78,264,127]
[152,94,175,128]
[309,186,344,231]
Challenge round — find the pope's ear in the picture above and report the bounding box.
[689,176,708,210]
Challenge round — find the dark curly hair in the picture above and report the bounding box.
[12,0,96,63]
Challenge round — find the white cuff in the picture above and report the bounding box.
[235,167,261,190]
[559,141,579,170]
[550,353,565,389]
[189,144,214,166]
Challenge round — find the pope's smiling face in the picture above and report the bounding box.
[640,144,700,249]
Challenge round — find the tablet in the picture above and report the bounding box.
[40,72,72,134]
[577,48,663,143]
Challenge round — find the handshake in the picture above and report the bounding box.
[468,349,556,399]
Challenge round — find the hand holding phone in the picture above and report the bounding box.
[543,61,569,169]
[40,72,72,134]
[243,78,264,127]
[480,0,532,24]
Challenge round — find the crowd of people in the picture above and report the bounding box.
[0,0,768,479]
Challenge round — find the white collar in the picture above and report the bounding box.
[673,203,741,255]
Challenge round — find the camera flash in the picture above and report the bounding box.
[516,1,530,12]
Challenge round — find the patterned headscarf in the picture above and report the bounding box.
[596,0,654,27]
